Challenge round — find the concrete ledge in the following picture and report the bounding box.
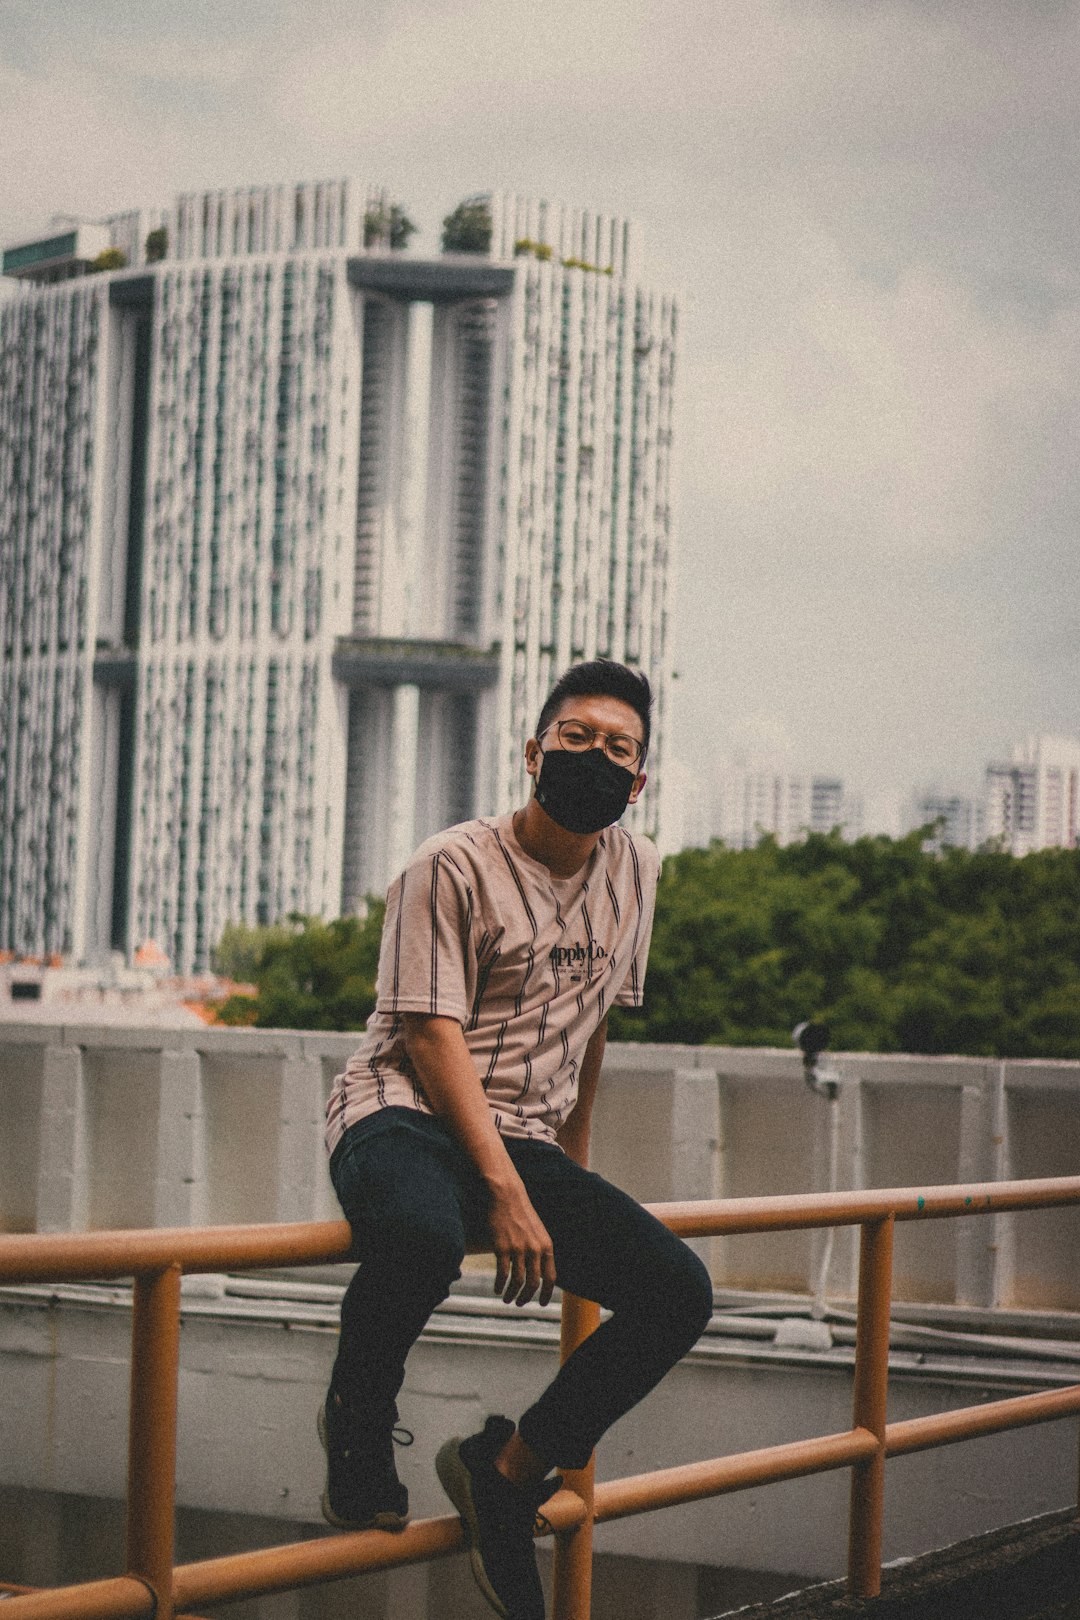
[5,1027,1080,1308]
[346,256,514,301]
[331,636,501,691]
[722,1508,1080,1618]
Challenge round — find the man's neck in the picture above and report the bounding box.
[512,800,601,878]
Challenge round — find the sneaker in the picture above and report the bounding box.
[317,1391,411,1531]
[435,1415,561,1620]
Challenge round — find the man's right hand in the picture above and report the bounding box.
[401,1014,558,1308]
[488,1178,557,1308]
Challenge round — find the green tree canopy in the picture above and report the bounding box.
[442,199,492,254]
[608,833,1080,1058]
[89,247,128,272]
[212,909,384,1031]
[363,203,418,251]
[212,836,1080,1058]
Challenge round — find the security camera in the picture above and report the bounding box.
[792,1020,830,1062]
[792,1021,838,1099]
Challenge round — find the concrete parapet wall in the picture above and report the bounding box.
[2,1025,1080,1309]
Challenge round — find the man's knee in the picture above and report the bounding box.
[644,1238,713,1346]
[381,1219,466,1289]
[677,1244,715,1338]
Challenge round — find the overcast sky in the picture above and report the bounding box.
[3,0,1079,824]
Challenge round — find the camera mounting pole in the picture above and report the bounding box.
[787,1020,843,1325]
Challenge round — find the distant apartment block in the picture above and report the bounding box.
[0,180,678,971]
[983,735,1080,856]
[903,791,985,853]
[808,776,864,839]
[713,766,863,850]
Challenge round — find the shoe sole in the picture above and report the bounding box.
[435,1436,511,1620]
[317,1403,410,1533]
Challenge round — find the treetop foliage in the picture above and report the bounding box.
[607,831,1080,1058]
[441,198,492,254]
[363,203,417,251]
[89,247,128,272]
[211,834,1080,1059]
[212,908,384,1031]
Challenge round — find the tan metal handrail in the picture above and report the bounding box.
[3,1175,1080,1620]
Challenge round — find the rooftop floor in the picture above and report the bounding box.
[724,1509,1080,1619]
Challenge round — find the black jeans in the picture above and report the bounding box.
[329,1108,713,1472]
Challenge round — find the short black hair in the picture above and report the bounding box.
[535,659,653,757]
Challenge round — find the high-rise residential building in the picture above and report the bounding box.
[0,181,678,971]
[903,790,984,853]
[712,765,862,850]
[983,735,1080,855]
[715,767,807,850]
[807,777,863,839]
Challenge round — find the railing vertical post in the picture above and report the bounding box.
[551,1291,600,1620]
[847,1215,894,1599]
[128,1264,182,1620]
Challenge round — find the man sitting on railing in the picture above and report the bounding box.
[321,659,714,1620]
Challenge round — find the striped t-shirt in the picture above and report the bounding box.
[325,812,660,1153]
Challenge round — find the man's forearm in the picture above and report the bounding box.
[402,1014,519,1190]
[402,1013,556,1305]
[555,1015,608,1167]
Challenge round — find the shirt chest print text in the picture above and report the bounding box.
[549,941,608,982]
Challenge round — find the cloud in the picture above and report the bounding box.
[691,253,1080,553]
[2,0,1080,809]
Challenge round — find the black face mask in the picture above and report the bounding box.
[534,746,638,835]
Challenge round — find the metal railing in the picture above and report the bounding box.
[3,1176,1080,1620]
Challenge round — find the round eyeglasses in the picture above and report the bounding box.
[538,718,645,769]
